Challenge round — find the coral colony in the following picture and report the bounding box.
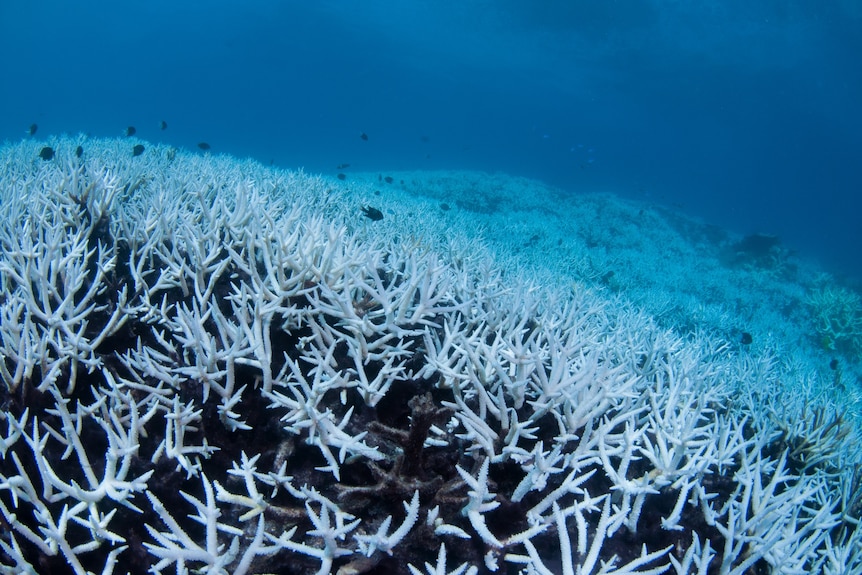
[0,137,860,575]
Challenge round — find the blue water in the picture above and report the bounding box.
[2,0,860,279]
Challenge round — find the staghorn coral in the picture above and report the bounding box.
[0,138,860,575]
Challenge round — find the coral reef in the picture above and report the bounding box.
[0,138,860,574]
[807,284,862,357]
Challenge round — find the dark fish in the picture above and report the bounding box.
[28,123,38,136]
[38,146,54,160]
[125,126,136,137]
[384,176,393,184]
[132,144,145,157]
[440,203,450,211]
[336,173,347,181]
[197,142,211,151]
[361,206,383,221]
[830,358,839,370]
[160,120,168,130]
[75,145,83,158]
[360,132,369,141]
[337,163,350,169]
[740,332,753,345]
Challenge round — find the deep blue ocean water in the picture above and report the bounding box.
[2,0,860,280]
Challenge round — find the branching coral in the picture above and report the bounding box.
[0,138,859,575]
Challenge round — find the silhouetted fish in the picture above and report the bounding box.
[197,142,211,151]
[132,144,145,157]
[39,146,54,160]
[28,123,38,136]
[75,145,83,158]
[125,126,136,137]
[360,132,368,141]
[361,206,383,221]
[337,163,350,169]
[160,120,168,130]
[337,173,347,180]
[384,176,393,184]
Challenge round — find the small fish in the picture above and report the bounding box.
[160,120,168,130]
[197,142,211,151]
[361,206,383,221]
[384,176,393,184]
[337,163,351,169]
[360,132,369,141]
[337,173,347,180]
[27,123,38,136]
[38,146,54,160]
[132,144,145,157]
[740,332,753,345]
[125,126,136,137]
[75,145,83,158]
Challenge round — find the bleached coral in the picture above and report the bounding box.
[0,137,859,574]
